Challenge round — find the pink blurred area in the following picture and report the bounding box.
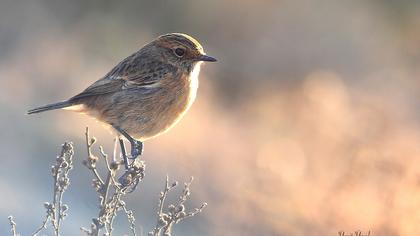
[1,0,420,235]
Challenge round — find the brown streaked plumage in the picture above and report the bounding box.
[28,33,216,168]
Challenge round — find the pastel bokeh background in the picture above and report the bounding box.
[1,0,420,235]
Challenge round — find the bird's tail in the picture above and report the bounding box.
[27,101,74,114]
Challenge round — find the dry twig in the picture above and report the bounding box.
[8,216,17,236]
[81,127,144,236]
[149,176,207,236]
[8,142,74,236]
[8,128,206,236]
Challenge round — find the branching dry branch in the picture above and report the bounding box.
[8,128,206,236]
[8,142,74,236]
[81,127,144,236]
[149,176,207,236]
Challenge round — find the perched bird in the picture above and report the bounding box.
[28,33,216,168]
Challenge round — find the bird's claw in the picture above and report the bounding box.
[129,140,143,159]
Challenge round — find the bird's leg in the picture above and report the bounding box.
[118,137,129,169]
[113,125,144,160]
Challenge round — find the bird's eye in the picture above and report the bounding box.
[174,47,186,57]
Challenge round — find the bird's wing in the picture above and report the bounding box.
[120,61,177,89]
[69,77,125,101]
[69,58,177,101]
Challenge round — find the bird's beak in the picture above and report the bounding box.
[198,54,217,62]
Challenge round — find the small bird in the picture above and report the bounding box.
[28,33,216,168]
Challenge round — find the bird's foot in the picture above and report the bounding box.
[129,140,143,159]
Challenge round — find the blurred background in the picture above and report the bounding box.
[1,0,420,235]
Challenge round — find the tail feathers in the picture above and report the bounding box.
[27,101,73,114]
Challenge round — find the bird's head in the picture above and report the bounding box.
[149,33,217,72]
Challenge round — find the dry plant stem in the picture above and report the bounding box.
[8,143,74,236]
[97,145,120,235]
[52,142,73,235]
[8,216,17,236]
[149,177,207,236]
[9,128,206,236]
[99,146,113,206]
[123,204,137,236]
[85,128,104,185]
[150,176,177,236]
[51,143,73,235]
[31,214,50,236]
[30,142,74,236]
[52,168,62,234]
[82,127,143,236]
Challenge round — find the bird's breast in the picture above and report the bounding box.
[166,63,200,124]
[130,63,201,140]
[185,62,201,109]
